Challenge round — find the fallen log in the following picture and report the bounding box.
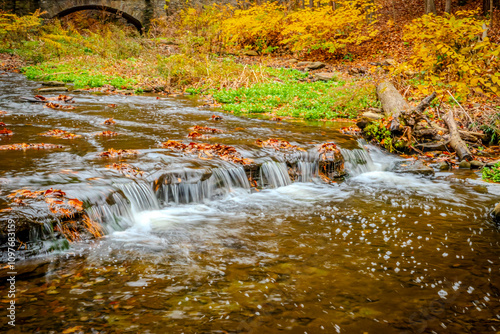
[429,122,487,142]
[443,110,472,161]
[376,81,410,132]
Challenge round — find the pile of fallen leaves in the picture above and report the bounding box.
[105,163,144,177]
[6,188,102,241]
[162,140,253,165]
[8,188,82,218]
[0,143,64,150]
[39,129,81,139]
[256,138,303,151]
[95,131,118,137]
[98,148,138,158]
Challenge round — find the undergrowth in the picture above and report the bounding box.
[212,68,377,119]
[482,162,500,183]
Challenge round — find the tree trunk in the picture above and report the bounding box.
[309,0,314,8]
[445,0,452,13]
[425,0,437,14]
[443,111,473,161]
[376,81,410,132]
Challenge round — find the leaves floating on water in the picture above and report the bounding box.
[192,125,223,134]
[0,143,64,150]
[187,131,206,139]
[256,138,303,151]
[162,140,252,165]
[0,111,6,115]
[99,148,138,158]
[39,129,81,139]
[35,94,74,102]
[340,126,361,136]
[0,128,13,135]
[95,131,118,137]
[211,115,223,121]
[103,118,116,125]
[105,163,144,177]
[44,102,76,110]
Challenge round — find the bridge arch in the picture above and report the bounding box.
[52,5,144,32]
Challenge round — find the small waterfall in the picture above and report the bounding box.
[160,167,250,205]
[296,161,319,182]
[85,190,135,233]
[341,147,376,176]
[117,182,160,212]
[259,161,292,188]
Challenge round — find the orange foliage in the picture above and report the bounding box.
[104,118,116,125]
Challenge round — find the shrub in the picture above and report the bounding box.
[398,10,500,98]
[220,0,379,57]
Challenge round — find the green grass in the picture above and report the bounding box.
[22,62,136,89]
[211,68,377,120]
[483,162,500,183]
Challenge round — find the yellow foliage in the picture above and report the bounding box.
[399,10,500,97]
[0,9,43,46]
[220,0,379,56]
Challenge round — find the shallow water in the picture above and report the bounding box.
[0,72,499,333]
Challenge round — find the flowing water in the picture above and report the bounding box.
[0,72,499,333]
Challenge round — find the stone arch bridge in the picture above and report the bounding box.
[1,0,166,31]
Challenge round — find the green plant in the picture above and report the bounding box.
[363,121,405,152]
[482,162,500,183]
[212,68,376,120]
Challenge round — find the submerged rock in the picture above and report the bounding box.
[393,160,434,176]
[37,87,68,92]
